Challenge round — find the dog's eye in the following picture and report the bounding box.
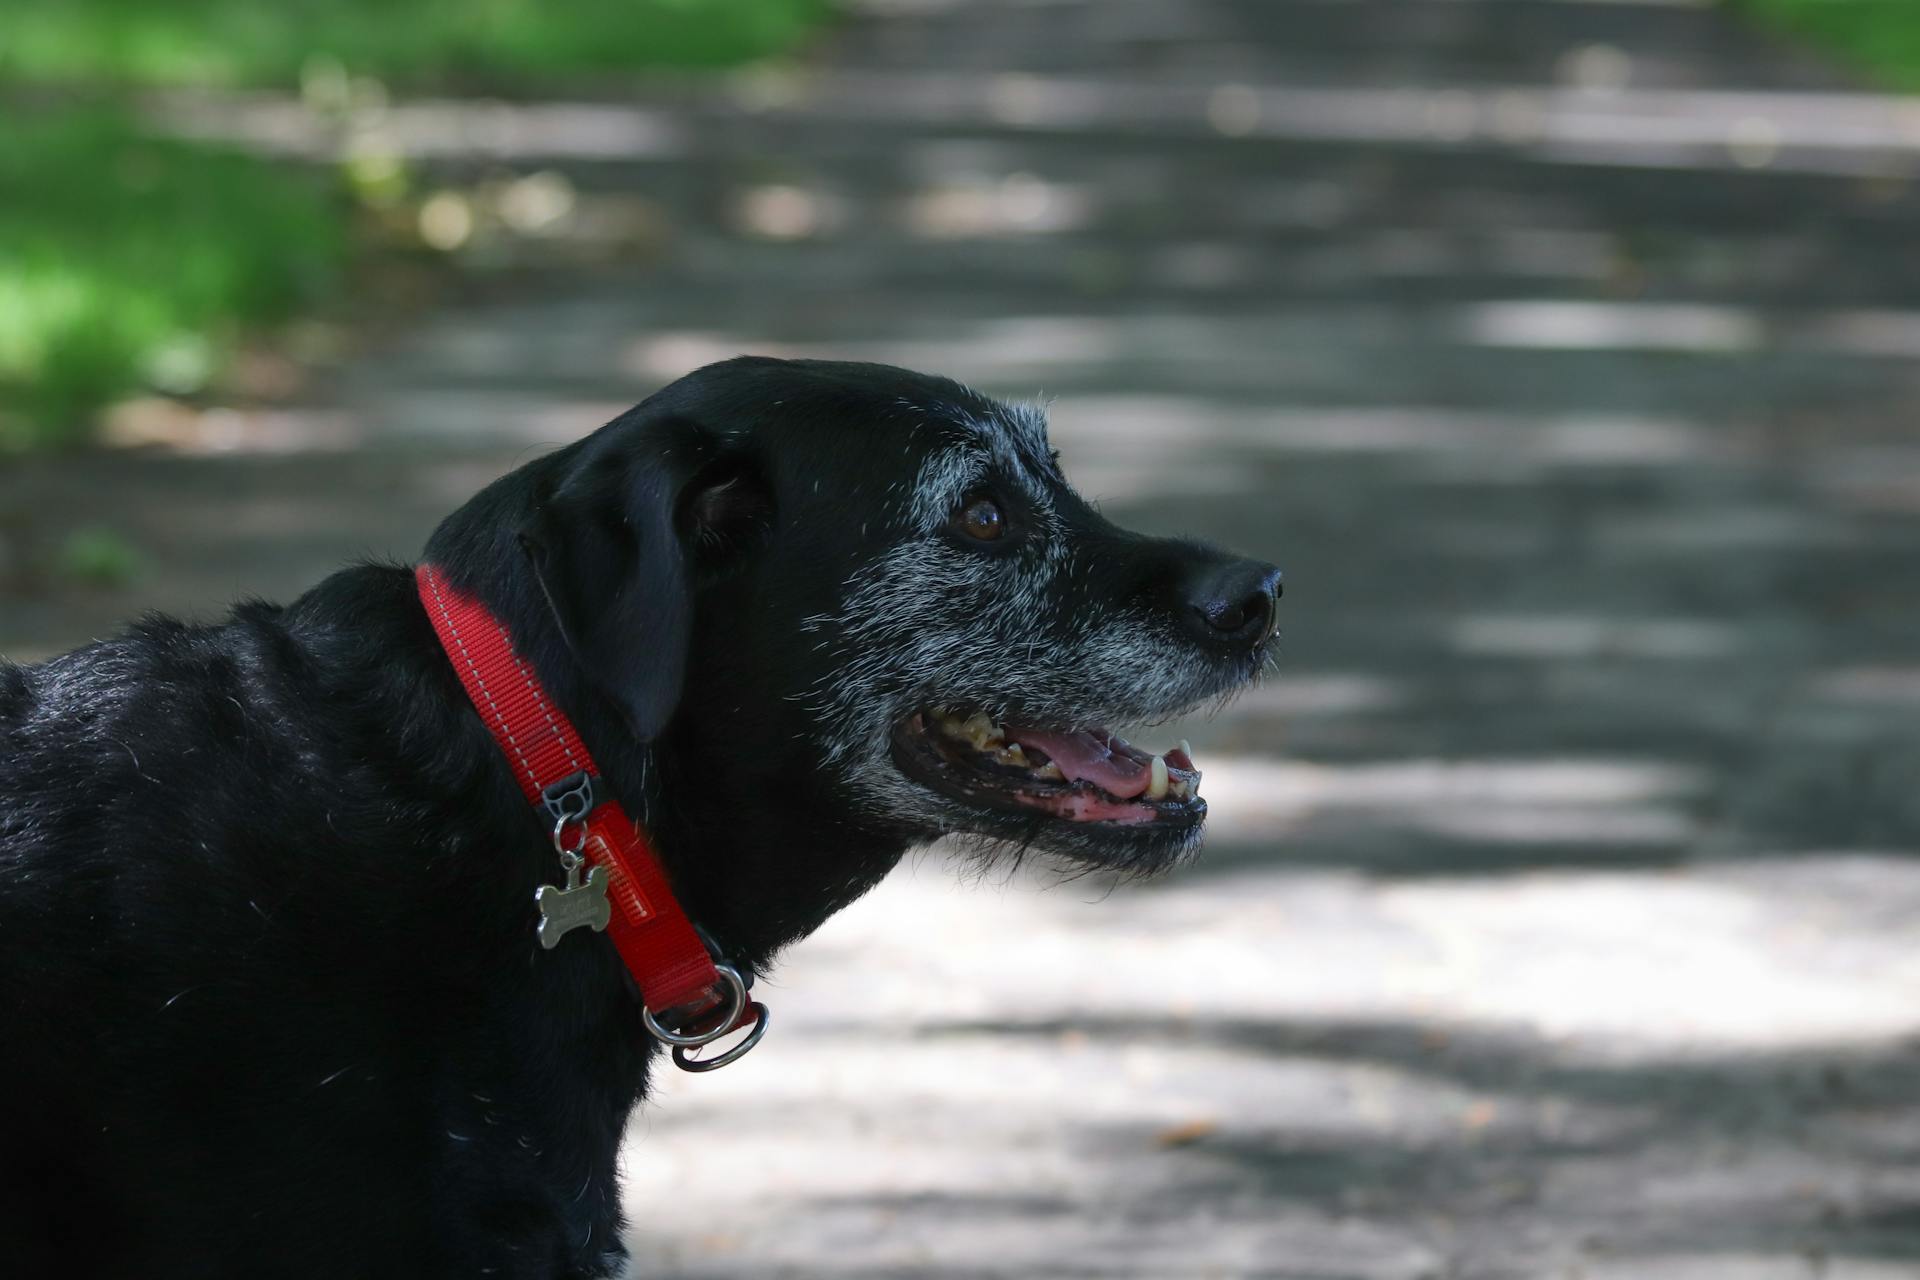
[953,496,1005,543]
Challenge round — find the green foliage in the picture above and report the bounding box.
[0,0,829,89]
[0,1,831,449]
[1739,0,1920,90]
[0,114,343,448]
[54,525,144,587]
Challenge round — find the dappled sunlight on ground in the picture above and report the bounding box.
[629,846,1920,1276]
[7,0,1920,1274]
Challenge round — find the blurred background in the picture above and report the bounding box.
[6,0,1920,1275]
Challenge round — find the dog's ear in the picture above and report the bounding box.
[518,419,769,743]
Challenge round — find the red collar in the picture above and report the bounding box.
[416,564,766,1072]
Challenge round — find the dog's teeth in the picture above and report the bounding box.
[960,712,1003,749]
[1147,755,1169,800]
[1035,761,1065,781]
[1179,739,1193,759]
[997,744,1029,766]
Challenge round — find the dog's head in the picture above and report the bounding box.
[435,357,1279,889]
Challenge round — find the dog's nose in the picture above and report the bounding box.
[1182,558,1282,650]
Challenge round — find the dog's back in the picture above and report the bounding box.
[0,606,411,1272]
[0,585,616,1278]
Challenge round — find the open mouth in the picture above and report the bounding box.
[890,707,1206,829]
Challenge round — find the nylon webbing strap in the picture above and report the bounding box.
[415,564,719,1014]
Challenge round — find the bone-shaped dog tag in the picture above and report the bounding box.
[536,863,611,949]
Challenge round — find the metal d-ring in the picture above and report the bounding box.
[672,1001,770,1073]
[641,962,750,1048]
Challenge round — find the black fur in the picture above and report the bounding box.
[0,358,1277,1277]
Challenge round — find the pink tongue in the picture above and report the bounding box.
[1005,727,1152,799]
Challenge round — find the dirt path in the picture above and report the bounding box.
[7,1,1920,1275]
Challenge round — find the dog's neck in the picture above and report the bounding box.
[641,734,911,970]
[568,672,911,977]
[413,490,910,976]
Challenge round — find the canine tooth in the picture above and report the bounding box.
[1147,755,1169,800]
[998,744,1029,766]
[1179,739,1193,759]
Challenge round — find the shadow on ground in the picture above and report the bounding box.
[6,0,1920,1275]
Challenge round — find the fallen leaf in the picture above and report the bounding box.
[1155,1118,1219,1148]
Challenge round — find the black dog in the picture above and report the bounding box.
[0,358,1280,1278]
